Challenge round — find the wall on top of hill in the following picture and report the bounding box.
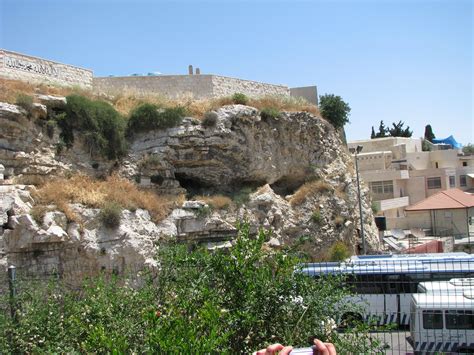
[93,74,290,99]
[0,49,93,88]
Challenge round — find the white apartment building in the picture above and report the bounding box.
[347,137,474,229]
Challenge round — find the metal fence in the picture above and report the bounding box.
[302,257,474,354]
[2,258,474,354]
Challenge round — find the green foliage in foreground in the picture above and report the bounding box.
[127,103,185,135]
[57,95,128,159]
[0,224,383,353]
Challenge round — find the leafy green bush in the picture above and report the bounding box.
[260,107,281,120]
[232,92,249,105]
[202,111,218,127]
[328,241,351,261]
[462,143,474,155]
[100,202,122,228]
[319,94,350,129]
[232,187,253,206]
[0,224,382,353]
[56,95,127,159]
[127,103,185,135]
[15,93,34,114]
[311,209,322,224]
[371,202,379,214]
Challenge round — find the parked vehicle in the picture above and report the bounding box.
[417,278,474,294]
[410,291,474,353]
[301,253,474,327]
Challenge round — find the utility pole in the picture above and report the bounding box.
[350,145,366,255]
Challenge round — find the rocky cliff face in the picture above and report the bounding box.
[0,97,380,280]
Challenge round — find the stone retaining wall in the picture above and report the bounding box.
[94,74,290,99]
[0,49,93,88]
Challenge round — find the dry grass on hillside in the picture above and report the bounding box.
[0,78,94,104]
[1,78,320,119]
[249,96,320,117]
[290,180,332,207]
[32,174,181,223]
[194,194,232,209]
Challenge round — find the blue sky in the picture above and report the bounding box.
[1,0,472,144]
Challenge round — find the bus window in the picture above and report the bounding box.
[423,310,443,329]
[384,274,401,294]
[355,274,384,294]
[445,310,474,330]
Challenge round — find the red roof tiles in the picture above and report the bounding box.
[405,188,474,211]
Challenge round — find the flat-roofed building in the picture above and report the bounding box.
[348,137,474,230]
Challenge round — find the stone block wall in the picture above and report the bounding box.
[290,86,318,105]
[94,74,290,99]
[93,75,214,99]
[210,75,289,98]
[0,49,93,88]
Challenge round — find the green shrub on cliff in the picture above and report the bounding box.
[232,92,249,105]
[15,93,34,115]
[127,103,185,135]
[57,95,127,159]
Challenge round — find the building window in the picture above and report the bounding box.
[435,162,439,168]
[370,181,394,194]
[463,162,467,167]
[427,177,442,189]
[460,175,467,187]
[449,176,455,188]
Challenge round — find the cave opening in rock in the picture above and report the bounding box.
[270,175,307,197]
[175,172,267,199]
[174,172,215,197]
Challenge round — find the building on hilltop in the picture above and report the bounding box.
[93,69,318,104]
[1,49,319,104]
[0,49,93,88]
[347,136,474,231]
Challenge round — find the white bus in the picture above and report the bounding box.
[301,253,474,327]
[417,278,474,295]
[410,291,474,353]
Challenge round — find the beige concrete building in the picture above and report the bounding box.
[348,137,474,230]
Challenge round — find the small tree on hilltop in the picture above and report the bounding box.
[424,124,435,142]
[319,94,351,129]
[389,120,412,137]
[463,143,474,155]
[375,120,388,138]
[370,126,376,139]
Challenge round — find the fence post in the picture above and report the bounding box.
[8,265,17,322]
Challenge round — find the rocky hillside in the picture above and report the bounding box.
[0,94,379,281]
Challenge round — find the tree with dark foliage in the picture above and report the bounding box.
[424,125,435,142]
[319,94,351,129]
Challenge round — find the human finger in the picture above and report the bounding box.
[313,339,330,355]
[323,342,336,355]
[279,345,293,355]
[254,343,285,355]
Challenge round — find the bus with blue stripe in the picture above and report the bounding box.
[300,252,474,327]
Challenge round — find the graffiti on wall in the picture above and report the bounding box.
[4,55,61,77]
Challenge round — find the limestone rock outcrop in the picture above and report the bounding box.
[0,99,380,279]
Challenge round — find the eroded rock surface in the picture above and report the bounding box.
[0,100,380,280]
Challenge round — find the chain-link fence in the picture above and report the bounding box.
[302,255,474,354]
[2,255,474,354]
